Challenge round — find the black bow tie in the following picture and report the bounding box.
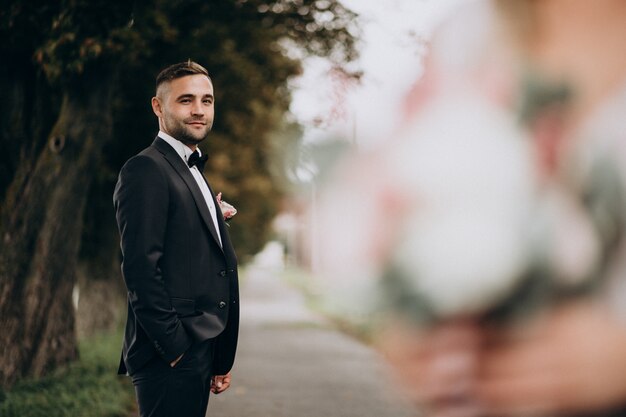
[188,150,208,171]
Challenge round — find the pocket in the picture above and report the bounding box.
[171,341,203,370]
[172,349,192,369]
[170,297,196,317]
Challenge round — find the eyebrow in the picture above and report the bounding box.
[176,93,214,100]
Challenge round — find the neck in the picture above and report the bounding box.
[159,127,198,151]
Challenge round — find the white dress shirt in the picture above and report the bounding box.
[158,131,222,247]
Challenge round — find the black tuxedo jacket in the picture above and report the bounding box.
[113,137,239,376]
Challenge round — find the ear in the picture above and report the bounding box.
[151,97,163,118]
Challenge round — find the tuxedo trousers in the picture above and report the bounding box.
[131,339,215,417]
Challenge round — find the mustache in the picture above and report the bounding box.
[185,117,207,124]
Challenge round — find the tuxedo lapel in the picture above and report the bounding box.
[152,138,224,252]
[206,181,237,264]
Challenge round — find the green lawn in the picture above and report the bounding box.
[280,266,379,344]
[0,330,135,417]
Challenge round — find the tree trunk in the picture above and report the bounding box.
[0,71,114,387]
[73,173,122,338]
[0,54,57,203]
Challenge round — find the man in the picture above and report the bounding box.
[114,60,239,417]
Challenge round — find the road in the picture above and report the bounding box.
[208,261,416,417]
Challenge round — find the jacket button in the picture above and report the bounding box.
[219,270,226,277]
[218,301,227,309]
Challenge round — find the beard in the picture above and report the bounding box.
[164,115,213,146]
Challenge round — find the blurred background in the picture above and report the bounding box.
[7,1,626,416]
[0,0,463,415]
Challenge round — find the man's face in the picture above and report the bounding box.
[152,74,215,147]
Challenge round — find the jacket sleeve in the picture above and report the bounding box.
[113,154,192,362]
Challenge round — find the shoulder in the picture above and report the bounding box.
[115,149,169,201]
[116,148,171,193]
[121,147,164,176]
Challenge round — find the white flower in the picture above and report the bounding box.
[316,90,538,320]
[530,185,600,287]
[384,92,536,317]
[216,192,237,220]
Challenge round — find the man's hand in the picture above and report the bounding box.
[170,353,184,368]
[211,372,232,394]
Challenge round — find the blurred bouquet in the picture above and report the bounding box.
[314,84,622,327]
[378,91,537,321]
[312,2,626,328]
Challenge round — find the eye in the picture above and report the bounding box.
[179,98,192,104]
[203,99,213,105]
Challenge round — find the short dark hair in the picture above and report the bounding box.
[155,60,211,92]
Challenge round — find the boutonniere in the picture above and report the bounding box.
[216,192,237,225]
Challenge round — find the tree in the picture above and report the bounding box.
[0,0,357,387]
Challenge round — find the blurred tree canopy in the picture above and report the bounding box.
[0,0,357,387]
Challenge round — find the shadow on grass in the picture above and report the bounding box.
[0,329,135,417]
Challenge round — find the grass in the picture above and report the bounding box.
[280,266,379,344]
[0,329,135,417]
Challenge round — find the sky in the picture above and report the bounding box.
[289,0,469,148]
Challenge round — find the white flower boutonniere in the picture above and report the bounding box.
[216,192,237,225]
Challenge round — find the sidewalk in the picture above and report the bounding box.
[208,262,416,417]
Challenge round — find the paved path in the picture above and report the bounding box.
[208,263,416,417]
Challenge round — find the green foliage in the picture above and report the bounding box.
[0,330,134,417]
[0,1,358,389]
[100,0,359,257]
[1,0,359,260]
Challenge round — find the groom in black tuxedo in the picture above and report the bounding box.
[114,61,239,417]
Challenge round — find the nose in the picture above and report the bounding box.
[191,99,204,116]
